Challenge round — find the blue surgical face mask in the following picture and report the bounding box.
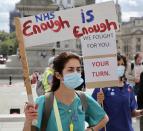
[116,65,125,77]
[63,72,83,89]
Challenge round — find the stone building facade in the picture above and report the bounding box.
[116,17,143,59]
[115,0,143,59]
[9,10,21,33]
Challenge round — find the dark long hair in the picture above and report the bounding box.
[135,53,140,62]
[139,72,143,87]
[117,54,127,82]
[51,52,81,92]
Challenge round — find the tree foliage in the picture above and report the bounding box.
[0,31,18,56]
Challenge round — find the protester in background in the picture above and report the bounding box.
[75,68,86,91]
[42,56,55,93]
[36,57,54,96]
[92,54,143,131]
[34,71,40,81]
[137,71,143,131]
[23,52,108,131]
[128,53,143,95]
[30,72,38,85]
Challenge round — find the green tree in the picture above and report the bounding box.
[0,31,18,55]
[0,42,9,55]
[0,31,9,41]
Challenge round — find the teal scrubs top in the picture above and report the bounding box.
[35,93,106,131]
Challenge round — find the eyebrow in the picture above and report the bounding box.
[118,63,125,65]
[67,67,81,69]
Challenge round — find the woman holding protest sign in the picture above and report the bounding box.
[92,54,143,131]
[23,52,108,131]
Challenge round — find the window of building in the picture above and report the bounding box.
[137,38,141,42]
[124,45,128,53]
[65,44,69,48]
[136,44,141,52]
[76,43,81,49]
[136,38,141,52]
[78,44,80,49]
[76,43,79,49]
[124,40,129,54]
[56,41,60,48]
[67,0,71,4]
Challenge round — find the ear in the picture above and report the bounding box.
[55,72,62,80]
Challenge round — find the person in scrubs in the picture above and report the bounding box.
[92,54,143,131]
[23,52,108,131]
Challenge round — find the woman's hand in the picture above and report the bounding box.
[132,109,143,117]
[85,128,91,131]
[140,109,143,116]
[85,127,98,131]
[24,102,38,123]
[85,127,95,131]
[23,103,38,131]
[85,115,109,131]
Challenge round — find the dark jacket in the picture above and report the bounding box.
[137,83,143,109]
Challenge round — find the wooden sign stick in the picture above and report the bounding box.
[15,17,34,104]
[15,17,37,126]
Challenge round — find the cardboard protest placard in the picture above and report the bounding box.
[81,30,117,57]
[18,1,119,47]
[83,56,118,88]
[81,20,119,88]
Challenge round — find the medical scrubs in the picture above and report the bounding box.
[35,93,106,131]
[92,83,137,131]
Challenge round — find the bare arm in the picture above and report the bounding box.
[86,115,109,131]
[23,103,38,131]
[23,120,32,131]
[132,109,143,117]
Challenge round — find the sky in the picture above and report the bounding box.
[0,0,143,32]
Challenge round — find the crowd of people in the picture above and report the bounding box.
[23,51,143,131]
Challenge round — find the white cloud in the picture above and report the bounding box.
[122,11,141,21]
[0,0,20,12]
[0,13,9,23]
[96,0,143,21]
[0,13,9,32]
[128,0,138,6]
[0,0,20,32]
[0,0,143,32]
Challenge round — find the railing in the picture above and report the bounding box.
[0,114,25,131]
